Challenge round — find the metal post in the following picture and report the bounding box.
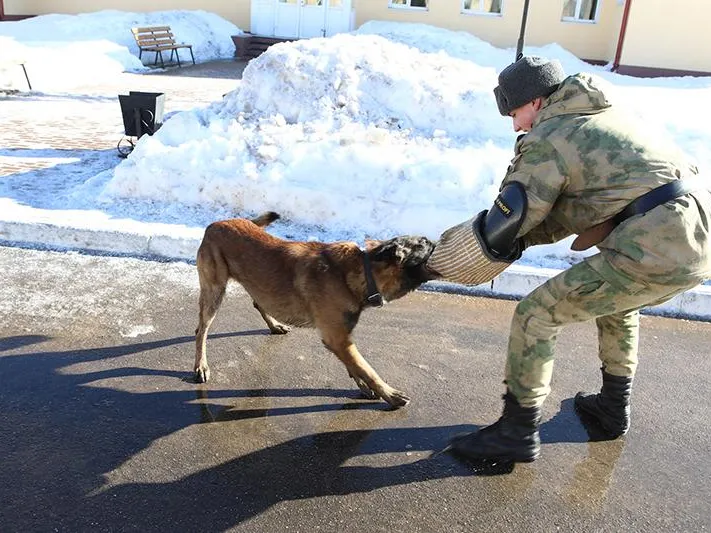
[515,0,531,60]
[133,108,143,139]
[20,63,32,90]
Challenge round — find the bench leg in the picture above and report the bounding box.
[189,47,195,65]
[169,48,181,67]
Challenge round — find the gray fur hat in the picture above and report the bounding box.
[493,56,566,116]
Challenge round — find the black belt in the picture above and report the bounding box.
[571,175,708,251]
[612,176,708,225]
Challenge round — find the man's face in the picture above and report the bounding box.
[509,98,542,132]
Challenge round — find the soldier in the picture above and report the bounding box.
[426,56,711,463]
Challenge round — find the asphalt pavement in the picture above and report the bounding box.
[1,246,710,532]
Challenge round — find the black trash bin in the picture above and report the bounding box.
[118,91,165,139]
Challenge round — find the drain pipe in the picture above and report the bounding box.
[612,0,633,72]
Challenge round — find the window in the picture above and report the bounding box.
[389,0,428,9]
[561,0,599,22]
[463,0,502,15]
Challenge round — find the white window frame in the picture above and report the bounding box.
[561,0,601,24]
[388,0,429,11]
[461,0,503,17]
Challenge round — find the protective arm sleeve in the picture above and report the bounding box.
[426,211,520,286]
[426,135,568,285]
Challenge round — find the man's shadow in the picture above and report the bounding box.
[0,334,625,531]
[0,332,475,530]
[78,421,534,531]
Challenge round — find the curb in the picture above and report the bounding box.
[2,219,710,322]
[422,265,711,322]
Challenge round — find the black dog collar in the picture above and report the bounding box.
[361,250,383,308]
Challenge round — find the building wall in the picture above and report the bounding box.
[3,0,251,30]
[8,0,709,74]
[353,0,622,62]
[620,0,711,73]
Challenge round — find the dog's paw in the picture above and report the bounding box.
[384,389,411,409]
[194,367,210,383]
[269,324,291,335]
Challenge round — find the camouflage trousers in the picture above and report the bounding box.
[506,253,702,408]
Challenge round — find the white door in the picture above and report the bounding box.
[299,0,327,38]
[271,0,351,39]
[274,0,301,38]
[324,0,352,37]
[251,0,276,36]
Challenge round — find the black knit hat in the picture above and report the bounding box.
[493,56,566,116]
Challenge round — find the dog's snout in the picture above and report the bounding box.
[402,237,435,267]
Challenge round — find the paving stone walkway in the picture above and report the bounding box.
[0,60,248,177]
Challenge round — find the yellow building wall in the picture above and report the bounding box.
[3,0,251,30]
[14,0,710,72]
[354,0,622,62]
[620,0,711,72]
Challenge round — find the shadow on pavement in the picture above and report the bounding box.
[0,332,625,530]
[79,425,509,531]
[0,147,120,209]
[146,59,249,80]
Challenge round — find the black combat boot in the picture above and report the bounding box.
[574,367,632,439]
[449,391,541,463]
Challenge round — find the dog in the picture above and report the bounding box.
[194,212,436,408]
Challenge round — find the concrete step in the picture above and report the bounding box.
[232,33,297,59]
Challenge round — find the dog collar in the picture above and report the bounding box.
[361,248,383,308]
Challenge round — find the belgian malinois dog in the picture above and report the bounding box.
[194,212,436,408]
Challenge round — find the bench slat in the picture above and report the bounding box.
[136,32,174,39]
[135,37,175,46]
[132,26,172,33]
[140,44,193,51]
[135,34,174,40]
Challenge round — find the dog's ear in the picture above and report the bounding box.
[369,239,404,263]
[363,239,382,252]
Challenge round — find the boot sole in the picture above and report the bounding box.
[449,446,539,464]
[574,401,628,439]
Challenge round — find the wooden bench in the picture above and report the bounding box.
[131,26,195,68]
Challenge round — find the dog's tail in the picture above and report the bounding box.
[250,211,281,228]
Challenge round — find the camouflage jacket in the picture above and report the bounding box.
[503,73,711,286]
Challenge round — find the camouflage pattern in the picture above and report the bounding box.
[499,73,711,407]
[506,254,700,407]
[507,73,711,286]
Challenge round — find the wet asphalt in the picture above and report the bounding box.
[1,245,710,532]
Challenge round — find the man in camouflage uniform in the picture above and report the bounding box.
[426,56,711,463]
